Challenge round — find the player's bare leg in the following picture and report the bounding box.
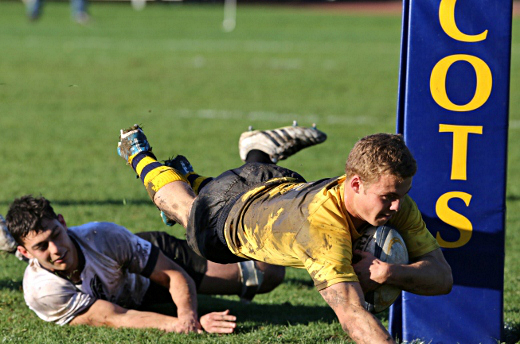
[117,123,327,228]
[153,182,194,228]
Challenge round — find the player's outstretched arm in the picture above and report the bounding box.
[148,250,202,332]
[354,248,453,296]
[70,299,199,333]
[319,282,395,344]
[70,299,236,334]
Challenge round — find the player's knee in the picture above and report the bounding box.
[238,262,285,302]
[258,265,285,293]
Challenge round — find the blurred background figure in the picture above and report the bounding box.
[22,0,90,23]
[131,0,146,11]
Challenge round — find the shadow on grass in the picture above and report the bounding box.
[503,325,520,344]
[0,199,151,207]
[507,194,520,202]
[144,294,392,334]
[505,192,520,204]
[144,295,337,329]
[0,278,22,292]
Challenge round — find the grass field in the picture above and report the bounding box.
[0,1,519,343]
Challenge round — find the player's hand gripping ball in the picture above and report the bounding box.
[353,225,409,313]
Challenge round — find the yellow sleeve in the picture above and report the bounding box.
[297,200,359,291]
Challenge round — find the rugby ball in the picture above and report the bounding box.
[353,225,409,313]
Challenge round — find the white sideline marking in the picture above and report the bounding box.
[510,120,520,129]
[53,38,397,55]
[168,108,520,129]
[169,108,380,126]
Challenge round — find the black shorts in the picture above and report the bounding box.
[137,231,208,305]
[186,163,305,264]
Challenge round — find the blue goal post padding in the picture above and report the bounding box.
[390,0,513,343]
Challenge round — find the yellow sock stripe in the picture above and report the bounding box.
[143,168,187,200]
[190,175,207,194]
[143,166,187,191]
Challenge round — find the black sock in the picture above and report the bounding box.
[246,150,272,164]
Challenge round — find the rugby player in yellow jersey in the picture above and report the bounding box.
[117,123,453,344]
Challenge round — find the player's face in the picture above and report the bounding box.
[19,215,78,274]
[349,173,412,227]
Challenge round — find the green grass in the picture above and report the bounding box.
[0,2,519,343]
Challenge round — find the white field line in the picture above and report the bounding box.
[15,37,398,55]
[169,108,520,129]
[169,108,384,126]
[510,120,520,129]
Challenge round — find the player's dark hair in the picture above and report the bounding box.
[345,133,417,185]
[6,195,58,246]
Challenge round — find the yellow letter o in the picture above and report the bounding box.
[430,54,492,112]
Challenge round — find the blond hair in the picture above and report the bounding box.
[345,133,417,185]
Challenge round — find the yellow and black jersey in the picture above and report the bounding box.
[224,175,440,291]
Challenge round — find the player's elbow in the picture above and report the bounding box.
[441,267,453,294]
[434,265,453,295]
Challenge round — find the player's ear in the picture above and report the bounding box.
[350,176,362,194]
[17,245,33,260]
[57,214,67,228]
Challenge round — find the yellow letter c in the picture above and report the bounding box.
[439,0,488,42]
